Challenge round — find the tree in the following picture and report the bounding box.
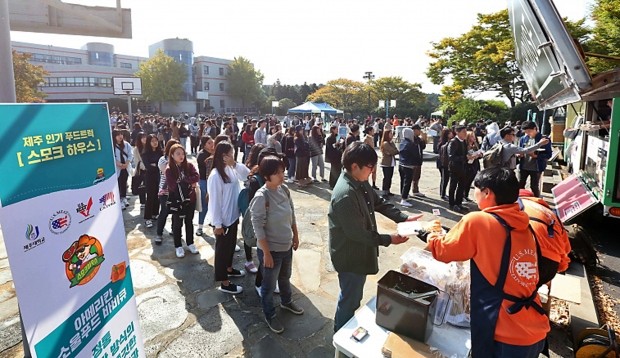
[427,10,527,108]
[427,10,589,108]
[586,0,620,73]
[370,77,426,118]
[306,78,366,114]
[136,50,186,112]
[226,56,265,110]
[13,51,47,103]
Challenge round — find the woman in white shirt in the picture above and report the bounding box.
[207,141,251,294]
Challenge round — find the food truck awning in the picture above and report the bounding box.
[508,0,592,110]
[552,174,600,224]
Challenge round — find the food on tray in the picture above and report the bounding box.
[397,220,446,242]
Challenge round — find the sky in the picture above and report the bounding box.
[9,0,592,94]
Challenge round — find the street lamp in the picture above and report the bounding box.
[363,71,375,115]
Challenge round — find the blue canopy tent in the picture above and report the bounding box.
[287,102,322,114]
[313,102,341,114]
[288,101,343,114]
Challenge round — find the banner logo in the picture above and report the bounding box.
[24,224,45,252]
[25,224,39,241]
[49,210,71,234]
[76,197,94,223]
[62,234,105,288]
[99,192,116,211]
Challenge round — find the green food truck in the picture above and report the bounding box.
[508,0,620,225]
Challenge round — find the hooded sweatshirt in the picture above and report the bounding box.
[429,203,550,346]
[398,128,425,167]
[481,122,501,151]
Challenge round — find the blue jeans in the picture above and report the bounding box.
[334,272,366,332]
[287,157,296,179]
[257,248,293,319]
[493,339,545,358]
[198,179,208,225]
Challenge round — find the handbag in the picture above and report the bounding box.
[167,182,191,215]
[195,184,202,212]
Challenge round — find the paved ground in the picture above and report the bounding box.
[0,155,588,357]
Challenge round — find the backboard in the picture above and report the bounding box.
[113,77,141,96]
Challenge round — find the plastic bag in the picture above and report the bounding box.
[400,247,471,327]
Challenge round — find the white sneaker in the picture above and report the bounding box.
[400,199,413,207]
[175,247,185,258]
[235,244,241,252]
[122,198,129,206]
[188,244,199,254]
[145,220,153,228]
[285,179,294,184]
[255,286,262,297]
[274,281,280,294]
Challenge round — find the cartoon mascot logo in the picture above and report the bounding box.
[62,234,105,288]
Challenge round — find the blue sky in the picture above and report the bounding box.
[10,0,591,93]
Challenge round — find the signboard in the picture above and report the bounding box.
[0,103,144,358]
[508,0,591,110]
[9,0,132,39]
[196,91,209,100]
[552,174,599,223]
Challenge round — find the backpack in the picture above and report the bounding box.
[238,174,265,216]
[482,142,505,169]
[490,212,558,289]
[241,185,291,247]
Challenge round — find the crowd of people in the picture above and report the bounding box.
[109,110,562,355]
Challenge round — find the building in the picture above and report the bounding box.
[11,38,251,115]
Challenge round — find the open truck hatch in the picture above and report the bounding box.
[508,0,592,110]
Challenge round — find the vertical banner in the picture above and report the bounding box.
[0,103,144,358]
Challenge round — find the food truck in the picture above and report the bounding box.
[508,0,620,225]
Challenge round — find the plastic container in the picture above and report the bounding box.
[376,270,439,342]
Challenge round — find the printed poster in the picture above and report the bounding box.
[0,103,144,358]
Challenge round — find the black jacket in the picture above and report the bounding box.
[325,134,342,164]
[448,137,467,172]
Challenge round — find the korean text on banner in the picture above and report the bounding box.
[0,103,144,358]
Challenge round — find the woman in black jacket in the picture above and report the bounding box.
[142,134,163,228]
[293,125,311,186]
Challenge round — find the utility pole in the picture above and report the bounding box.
[363,71,375,116]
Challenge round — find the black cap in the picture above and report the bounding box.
[258,147,284,162]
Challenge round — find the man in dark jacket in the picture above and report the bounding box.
[518,121,552,197]
[329,142,421,332]
[448,125,469,212]
[325,124,344,188]
[398,127,425,207]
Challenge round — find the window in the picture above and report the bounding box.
[120,62,132,69]
[204,82,210,91]
[203,66,209,75]
[220,99,225,109]
[219,67,224,76]
[219,83,224,91]
[42,76,113,87]
[28,52,82,65]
